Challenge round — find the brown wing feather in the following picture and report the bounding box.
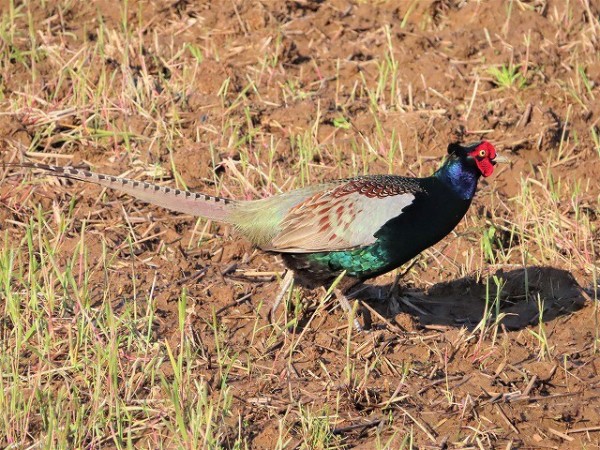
[264,177,421,253]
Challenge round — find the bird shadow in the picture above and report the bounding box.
[354,266,588,331]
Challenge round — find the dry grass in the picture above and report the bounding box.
[0,0,599,448]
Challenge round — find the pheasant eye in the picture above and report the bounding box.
[478,149,486,158]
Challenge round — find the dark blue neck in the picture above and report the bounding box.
[434,157,480,200]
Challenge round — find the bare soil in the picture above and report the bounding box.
[1,0,599,448]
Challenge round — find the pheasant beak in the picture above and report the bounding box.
[492,153,510,164]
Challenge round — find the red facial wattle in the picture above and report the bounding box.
[471,141,497,177]
[476,158,494,177]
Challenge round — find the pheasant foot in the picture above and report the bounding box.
[393,293,429,316]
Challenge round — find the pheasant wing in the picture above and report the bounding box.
[265,176,421,253]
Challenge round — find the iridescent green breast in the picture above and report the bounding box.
[306,243,393,279]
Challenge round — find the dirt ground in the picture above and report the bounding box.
[1,0,599,448]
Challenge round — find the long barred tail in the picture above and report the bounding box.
[8,162,238,223]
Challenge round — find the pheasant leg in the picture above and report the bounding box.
[334,288,363,332]
[269,271,364,331]
[269,270,295,322]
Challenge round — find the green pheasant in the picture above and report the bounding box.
[8,140,504,329]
